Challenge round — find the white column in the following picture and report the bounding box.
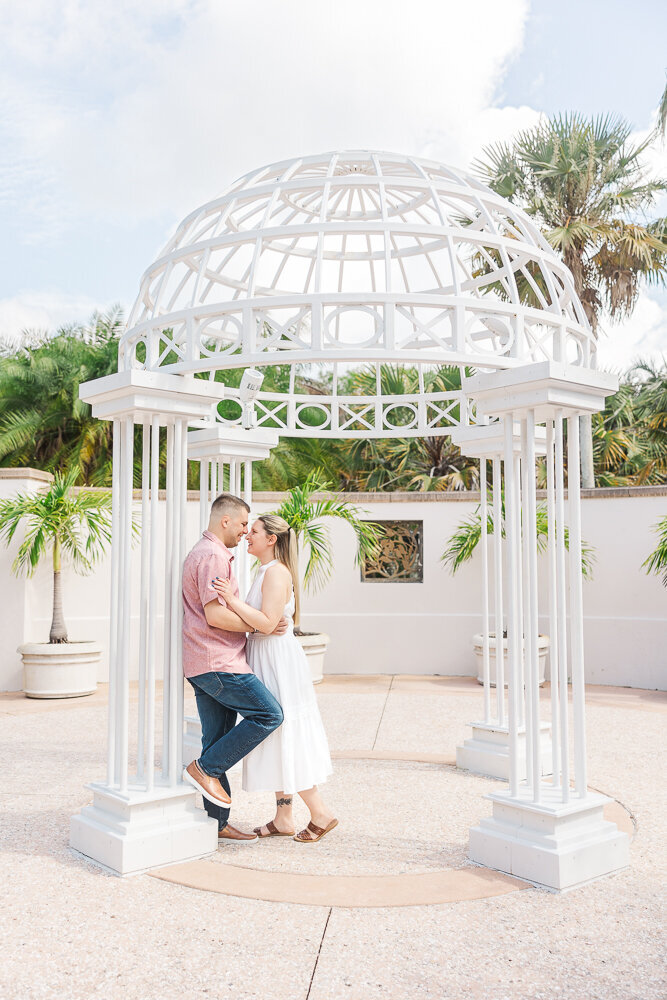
[168,420,183,786]
[545,418,561,788]
[567,414,588,798]
[209,459,217,502]
[513,446,525,733]
[243,460,252,508]
[177,418,188,781]
[504,413,520,798]
[162,422,174,780]
[554,412,570,800]
[199,460,209,534]
[524,409,541,802]
[238,460,254,597]
[229,459,239,495]
[146,416,159,792]
[480,457,491,723]
[492,456,505,725]
[106,419,121,786]
[136,419,150,780]
[118,417,133,794]
[520,419,533,789]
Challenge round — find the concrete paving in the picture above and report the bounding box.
[0,676,664,1000]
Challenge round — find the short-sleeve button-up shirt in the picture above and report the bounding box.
[181,530,251,678]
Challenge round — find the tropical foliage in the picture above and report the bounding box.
[643,515,667,588]
[1,310,667,490]
[441,493,595,579]
[0,308,122,485]
[251,363,479,493]
[474,113,667,330]
[271,470,383,599]
[0,469,113,642]
[588,360,667,486]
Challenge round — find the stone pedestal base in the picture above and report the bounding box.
[183,716,243,775]
[183,716,203,767]
[456,721,552,780]
[469,784,630,891]
[70,781,218,876]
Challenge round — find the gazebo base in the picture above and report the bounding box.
[70,781,218,876]
[469,785,630,891]
[456,720,552,780]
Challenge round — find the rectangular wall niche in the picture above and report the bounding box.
[361,520,423,583]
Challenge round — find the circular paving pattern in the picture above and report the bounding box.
[150,753,634,907]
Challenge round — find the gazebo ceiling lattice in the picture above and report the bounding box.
[122,151,595,438]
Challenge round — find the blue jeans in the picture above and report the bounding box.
[188,671,283,830]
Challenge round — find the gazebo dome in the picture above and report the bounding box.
[121,151,594,437]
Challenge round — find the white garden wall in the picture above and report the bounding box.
[1,469,665,691]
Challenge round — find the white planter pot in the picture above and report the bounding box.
[473,633,549,687]
[18,641,101,699]
[297,632,330,684]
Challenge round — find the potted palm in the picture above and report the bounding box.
[0,469,113,698]
[442,493,594,686]
[270,471,383,682]
[643,515,667,586]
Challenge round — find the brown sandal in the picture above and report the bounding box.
[253,820,295,838]
[294,818,339,843]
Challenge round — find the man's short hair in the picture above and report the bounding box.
[210,493,250,520]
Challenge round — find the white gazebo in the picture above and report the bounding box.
[70,150,629,889]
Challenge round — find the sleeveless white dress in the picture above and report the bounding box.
[242,560,333,794]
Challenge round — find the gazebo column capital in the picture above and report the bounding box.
[79,369,226,424]
[463,361,618,422]
[187,424,279,463]
[451,421,547,459]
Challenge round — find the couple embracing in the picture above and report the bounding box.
[181,492,337,844]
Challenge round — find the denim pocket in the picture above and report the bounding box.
[196,672,225,698]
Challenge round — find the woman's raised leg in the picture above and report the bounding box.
[295,786,337,842]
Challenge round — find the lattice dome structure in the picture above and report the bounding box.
[122,151,595,438]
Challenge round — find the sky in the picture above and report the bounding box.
[1,0,666,374]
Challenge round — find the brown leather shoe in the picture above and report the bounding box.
[219,824,259,844]
[183,760,232,808]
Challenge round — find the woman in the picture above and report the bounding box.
[213,514,337,843]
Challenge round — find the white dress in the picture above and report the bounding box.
[242,560,333,794]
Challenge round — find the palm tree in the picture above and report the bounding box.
[587,361,667,486]
[441,493,595,578]
[0,307,123,484]
[271,471,383,629]
[337,363,479,492]
[0,469,113,642]
[657,74,667,139]
[475,113,667,486]
[643,516,667,587]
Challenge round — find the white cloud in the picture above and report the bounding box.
[1,0,531,238]
[595,290,667,375]
[421,103,543,176]
[0,291,112,350]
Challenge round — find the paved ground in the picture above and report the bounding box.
[0,676,665,1000]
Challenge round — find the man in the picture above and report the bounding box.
[182,492,284,844]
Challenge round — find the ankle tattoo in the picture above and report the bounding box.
[276,796,292,807]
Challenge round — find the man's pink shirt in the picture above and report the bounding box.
[181,530,251,679]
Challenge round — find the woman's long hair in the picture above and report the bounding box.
[257,514,300,624]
